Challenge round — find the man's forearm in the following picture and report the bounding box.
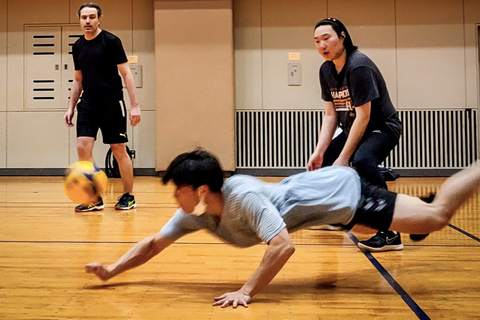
[108,235,173,277]
[241,243,294,297]
[68,81,82,110]
[315,114,337,154]
[123,71,139,108]
[240,230,295,297]
[339,116,368,161]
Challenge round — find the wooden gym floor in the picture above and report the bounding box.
[0,175,479,319]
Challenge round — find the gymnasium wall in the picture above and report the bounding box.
[1,0,480,172]
[0,0,155,170]
[153,0,235,172]
[0,0,6,168]
[234,0,480,112]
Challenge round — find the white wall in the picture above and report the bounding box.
[234,0,480,112]
[1,0,155,169]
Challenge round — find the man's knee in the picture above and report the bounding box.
[76,138,94,159]
[352,155,377,170]
[427,205,452,232]
[110,144,130,161]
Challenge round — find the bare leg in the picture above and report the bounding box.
[77,137,95,162]
[390,161,480,234]
[110,143,134,194]
[76,137,101,204]
[433,161,480,214]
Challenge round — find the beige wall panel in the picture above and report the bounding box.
[0,112,5,167]
[7,0,69,112]
[327,0,398,107]
[69,0,133,52]
[464,0,480,108]
[233,0,262,110]
[396,0,465,109]
[7,112,69,168]
[132,110,155,168]
[133,0,155,112]
[68,125,76,164]
[261,0,326,110]
[129,55,155,112]
[9,0,69,25]
[154,0,235,171]
[0,0,6,113]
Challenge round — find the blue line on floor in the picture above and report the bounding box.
[448,224,480,243]
[347,232,431,320]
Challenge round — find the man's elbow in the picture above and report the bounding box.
[282,242,295,258]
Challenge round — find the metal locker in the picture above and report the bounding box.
[61,26,83,107]
[25,25,82,111]
[25,26,62,110]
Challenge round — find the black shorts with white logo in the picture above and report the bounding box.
[343,183,397,231]
[76,96,128,144]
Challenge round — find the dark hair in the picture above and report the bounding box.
[314,18,358,54]
[162,148,224,192]
[78,3,102,18]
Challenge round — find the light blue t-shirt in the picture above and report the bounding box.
[160,166,361,247]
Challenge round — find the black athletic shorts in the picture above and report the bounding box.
[76,96,128,144]
[343,183,397,231]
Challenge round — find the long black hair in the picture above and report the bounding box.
[314,18,358,54]
[163,148,224,192]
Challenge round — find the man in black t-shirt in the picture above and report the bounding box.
[307,18,403,252]
[64,3,141,212]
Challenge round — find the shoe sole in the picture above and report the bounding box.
[75,205,105,212]
[115,203,137,210]
[357,243,404,252]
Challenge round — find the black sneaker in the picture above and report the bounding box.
[75,198,104,212]
[115,193,136,210]
[409,193,436,241]
[357,231,404,252]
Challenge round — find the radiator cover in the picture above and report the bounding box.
[236,109,478,170]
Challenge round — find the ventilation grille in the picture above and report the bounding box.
[236,109,477,169]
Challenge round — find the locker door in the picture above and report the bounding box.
[25,26,62,110]
[61,26,83,106]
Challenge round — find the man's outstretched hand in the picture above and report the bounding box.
[212,290,251,308]
[85,262,111,281]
